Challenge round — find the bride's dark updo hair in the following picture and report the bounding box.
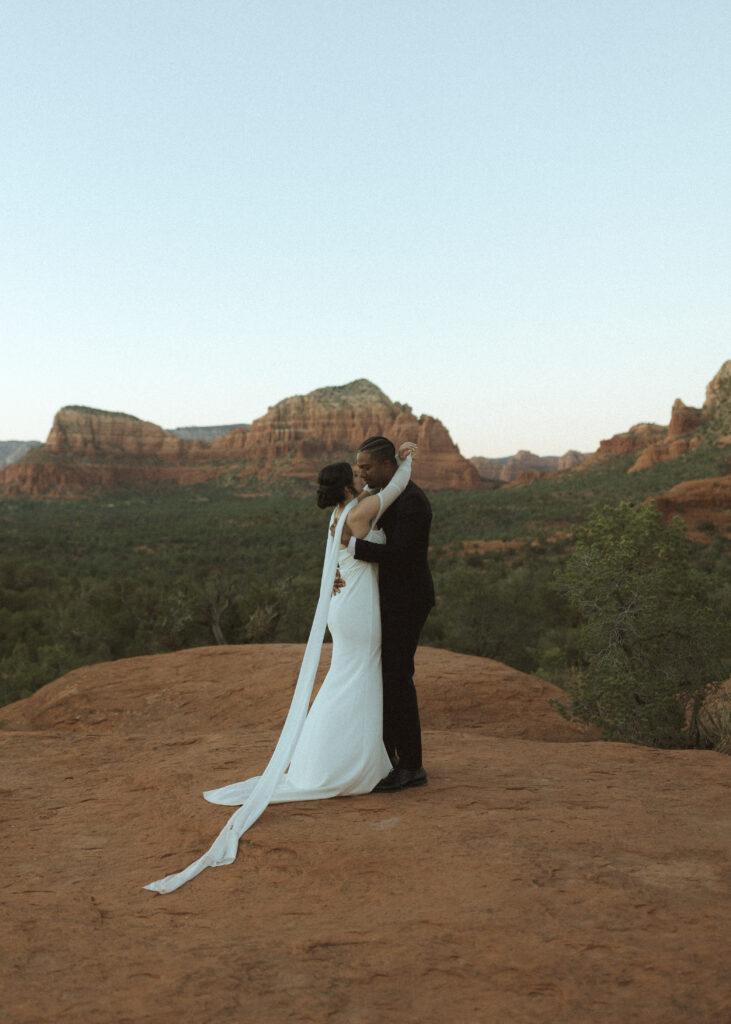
[316,462,354,509]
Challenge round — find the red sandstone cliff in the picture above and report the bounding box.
[579,422,667,469]
[0,407,236,498]
[652,475,731,542]
[0,383,481,497]
[44,407,188,459]
[470,362,728,487]
[705,358,731,408]
[241,379,481,490]
[626,401,703,473]
[578,361,731,476]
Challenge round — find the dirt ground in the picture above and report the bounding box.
[2,644,729,1023]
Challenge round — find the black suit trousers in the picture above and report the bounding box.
[380,601,431,770]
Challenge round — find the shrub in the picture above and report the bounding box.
[699,700,731,754]
[555,502,728,748]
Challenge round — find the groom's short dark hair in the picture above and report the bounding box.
[358,436,396,462]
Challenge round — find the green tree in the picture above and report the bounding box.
[556,502,728,748]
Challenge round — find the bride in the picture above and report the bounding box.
[144,442,416,893]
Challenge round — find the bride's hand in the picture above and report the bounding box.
[398,441,418,460]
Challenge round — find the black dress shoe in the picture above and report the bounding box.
[372,766,428,793]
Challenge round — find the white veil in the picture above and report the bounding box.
[144,497,358,894]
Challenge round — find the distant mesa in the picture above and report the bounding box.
[466,360,730,539]
[469,360,730,486]
[477,360,730,486]
[0,380,482,497]
[0,440,41,469]
[578,422,668,470]
[576,360,731,541]
[471,449,588,484]
[167,424,251,442]
[241,378,481,490]
[3,363,729,510]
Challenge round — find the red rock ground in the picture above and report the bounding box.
[2,645,729,1024]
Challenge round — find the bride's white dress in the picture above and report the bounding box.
[202,527,391,807]
[144,459,410,894]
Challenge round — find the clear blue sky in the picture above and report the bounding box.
[2,0,729,456]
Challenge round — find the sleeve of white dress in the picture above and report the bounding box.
[376,454,412,518]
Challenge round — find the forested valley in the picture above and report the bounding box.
[2,444,729,720]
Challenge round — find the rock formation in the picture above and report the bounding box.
[705,358,731,407]
[2,644,729,1023]
[470,455,509,480]
[626,400,703,474]
[471,449,586,483]
[469,362,729,492]
[44,406,190,458]
[652,475,731,541]
[702,359,731,444]
[167,424,250,441]
[578,362,731,476]
[241,379,481,490]
[579,422,667,469]
[666,398,703,440]
[0,382,481,497]
[505,468,549,488]
[0,439,41,468]
[556,449,586,471]
[0,407,234,497]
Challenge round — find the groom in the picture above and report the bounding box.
[341,435,435,792]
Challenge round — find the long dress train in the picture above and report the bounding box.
[144,459,410,893]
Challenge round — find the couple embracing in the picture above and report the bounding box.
[145,435,434,893]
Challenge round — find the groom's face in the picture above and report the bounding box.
[356,452,392,490]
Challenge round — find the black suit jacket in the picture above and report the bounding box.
[354,481,435,618]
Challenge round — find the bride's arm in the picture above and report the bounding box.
[352,485,431,567]
[343,444,416,540]
[344,457,411,539]
[355,441,415,503]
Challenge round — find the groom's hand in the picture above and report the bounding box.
[332,569,345,596]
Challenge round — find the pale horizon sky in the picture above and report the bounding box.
[2,1,729,458]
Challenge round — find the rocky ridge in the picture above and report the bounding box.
[472,449,587,483]
[470,363,731,534]
[242,379,481,489]
[571,363,731,538]
[4,363,729,507]
[168,423,250,441]
[2,643,729,1023]
[0,439,41,468]
[0,381,481,497]
[472,361,730,486]
[580,360,731,473]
